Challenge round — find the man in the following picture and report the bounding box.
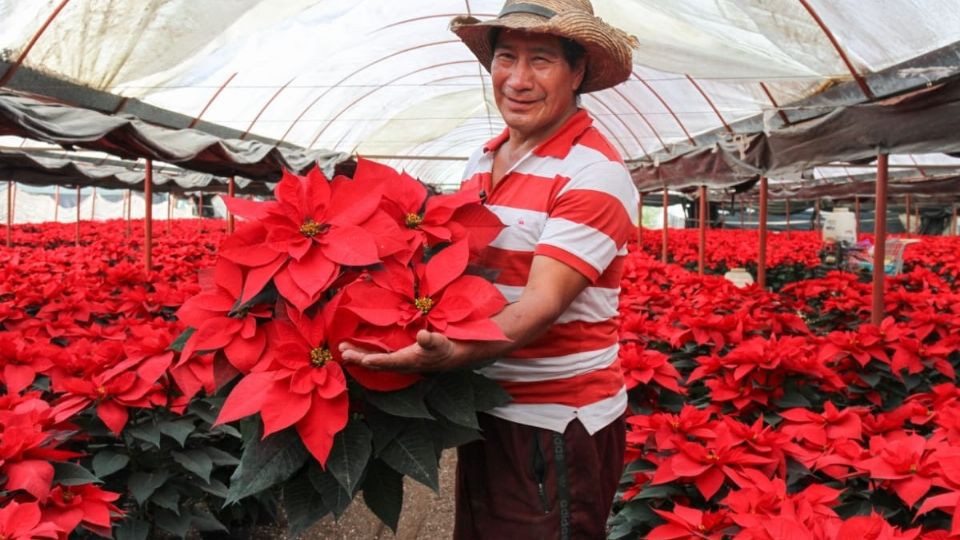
[342,1,639,537]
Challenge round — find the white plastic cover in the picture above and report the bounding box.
[2,0,960,188]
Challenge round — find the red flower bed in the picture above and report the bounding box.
[612,234,960,539]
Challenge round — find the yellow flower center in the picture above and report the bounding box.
[405,213,423,228]
[707,451,719,462]
[414,296,434,314]
[96,385,107,397]
[300,219,329,238]
[61,489,75,503]
[698,524,706,532]
[310,347,333,367]
[910,463,918,474]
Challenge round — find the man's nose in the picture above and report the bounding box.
[506,60,534,91]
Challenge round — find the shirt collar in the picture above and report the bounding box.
[481,109,593,159]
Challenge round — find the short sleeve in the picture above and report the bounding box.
[534,160,639,283]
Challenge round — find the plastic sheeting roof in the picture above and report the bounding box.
[2,1,960,188]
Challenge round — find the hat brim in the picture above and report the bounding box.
[450,11,635,93]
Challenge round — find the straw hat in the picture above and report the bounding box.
[450,0,637,93]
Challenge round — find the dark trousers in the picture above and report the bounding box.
[454,413,626,539]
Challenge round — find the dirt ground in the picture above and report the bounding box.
[296,450,457,540]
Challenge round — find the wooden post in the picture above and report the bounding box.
[871,154,889,326]
[758,177,769,290]
[54,185,60,222]
[145,161,154,276]
[854,195,861,240]
[227,177,236,234]
[661,188,669,264]
[75,186,81,246]
[5,181,11,247]
[698,185,707,275]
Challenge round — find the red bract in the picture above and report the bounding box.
[215,311,349,465]
[619,342,685,394]
[342,240,507,346]
[357,157,503,259]
[41,483,123,538]
[221,168,389,311]
[779,401,864,446]
[0,332,53,394]
[857,433,940,507]
[176,258,271,373]
[0,500,58,540]
[832,513,923,540]
[648,504,731,540]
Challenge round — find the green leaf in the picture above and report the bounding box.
[326,420,373,495]
[774,389,812,408]
[159,419,196,447]
[284,471,330,535]
[92,450,129,478]
[426,371,478,429]
[172,449,214,483]
[168,327,195,353]
[128,470,170,505]
[365,407,406,455]
[212,424,242,439]
[155,508,191,538]
[199,478,229,499]
[631,483,681,501]
[203,446,241,467]
[127,422,162,448]
[361,459,403,533]
[309,465,351,519]
[150,484,180,513]
[53,461,101,486]
[467,371,511,411]
[226,425,309,505]
[429,416,482,450]
[379,420,439,491]
[365,383,434,419]
[187,509,228,533]
[114,518,150,540]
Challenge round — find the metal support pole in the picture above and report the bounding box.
[916,204,921,236]
[10,182,15,225]
[5,181,11,247]
[145,161,154,276]
[75,186,81,246]
[661,188,669,264]
[815,198,821,230]
[785,198,791,236]
[197,192,204,232]
[758,177,769,290]
[952,205,958,237]
[125,190,132,237]
[905,194,911,237]
[854,195,861,240]
[54,185,60,222]
[637,193,643,250]
[90,187,96,220]
[739,196,745,228]
[871,154,888,326]
[167,192,172,233]
[698,185,707,275]
[227,177,236,234]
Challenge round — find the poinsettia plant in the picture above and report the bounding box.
[170,158,510,533]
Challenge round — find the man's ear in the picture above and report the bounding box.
[572,58,586,92]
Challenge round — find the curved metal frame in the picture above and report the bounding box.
[686,75,732,134]
[188,72,237,129]
[797,0,874,100]
[587,94,647,156]
[631,71,695,145]
[0,0,73,86]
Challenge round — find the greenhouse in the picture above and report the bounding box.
[2,1,960,539]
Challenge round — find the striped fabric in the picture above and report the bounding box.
[461,109,639,435]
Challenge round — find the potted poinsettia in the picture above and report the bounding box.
[171,158,510,533]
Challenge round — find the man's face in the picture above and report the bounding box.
[490,29,585,138]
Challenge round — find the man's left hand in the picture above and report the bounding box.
[339,330,465,372]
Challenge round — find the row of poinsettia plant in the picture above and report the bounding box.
[3,168,959,538]
[611,234,960,539]
[0,160,515,538]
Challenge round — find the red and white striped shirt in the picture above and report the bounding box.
[461,109,639,435]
